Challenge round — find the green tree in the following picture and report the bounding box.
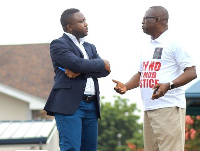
[98,96,144,151]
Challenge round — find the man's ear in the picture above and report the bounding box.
[156,17,161,22]
[67,24,72,31]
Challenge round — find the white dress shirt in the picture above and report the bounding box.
[65,32,95,95]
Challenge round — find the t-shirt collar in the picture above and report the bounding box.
[150,30,168,44]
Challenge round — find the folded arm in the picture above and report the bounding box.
[51,40,105,74]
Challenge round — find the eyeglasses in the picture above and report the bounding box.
[143,16,159,21]
[143,16,167,22]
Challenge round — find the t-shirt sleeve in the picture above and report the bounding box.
[173,43,195,70]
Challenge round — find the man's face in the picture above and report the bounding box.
[142,9,158,35]
[68,12,88,39]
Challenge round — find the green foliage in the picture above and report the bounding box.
[98,96,144,151]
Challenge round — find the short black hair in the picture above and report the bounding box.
[60,8,80,31]
[150,6,169,22]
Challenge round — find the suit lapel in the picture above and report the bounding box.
[83,43,92,59]
[73,44,84,58]
[62,34,84,58]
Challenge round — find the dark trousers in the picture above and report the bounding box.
[55,99,98,151]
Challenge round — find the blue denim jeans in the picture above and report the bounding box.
[55,99,98,151]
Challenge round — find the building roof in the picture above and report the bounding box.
[185,80,200,98]
[185,79,200,115]
[0,83,45,110]
[0,119,56,145]
[0,44,54,100]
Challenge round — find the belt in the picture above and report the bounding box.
[82,95,96,103]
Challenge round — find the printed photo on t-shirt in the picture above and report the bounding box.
[153,47,163,59]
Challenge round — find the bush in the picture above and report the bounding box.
[185,115,200,151]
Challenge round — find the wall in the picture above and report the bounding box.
[0,92,31,120]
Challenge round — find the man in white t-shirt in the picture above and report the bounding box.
[113,6,197,151]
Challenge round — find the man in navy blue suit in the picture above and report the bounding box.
[44,8,110,151]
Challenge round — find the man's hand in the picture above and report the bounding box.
[65,68,80,79]
[103,59,111,73]
[151,83,170,100]
[112,79,127,94]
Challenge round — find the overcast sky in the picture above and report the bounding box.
[1,0,199,121]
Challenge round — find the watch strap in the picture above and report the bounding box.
[169,81,174,90]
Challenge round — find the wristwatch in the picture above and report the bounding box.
[169,81,175,90]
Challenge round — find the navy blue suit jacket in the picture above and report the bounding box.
[44,34,109,118]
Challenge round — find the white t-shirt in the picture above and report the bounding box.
[139,31,195,111]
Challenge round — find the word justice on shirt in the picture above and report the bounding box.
[140,61,161,88]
